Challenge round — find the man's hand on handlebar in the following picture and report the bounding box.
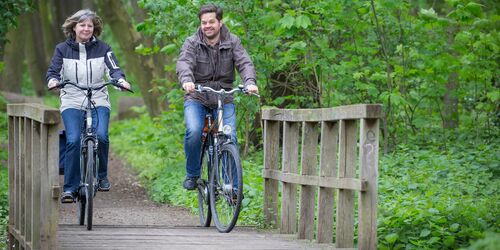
[182,82,195,93]
[245,84,259,95]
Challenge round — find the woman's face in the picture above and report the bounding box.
[73,19,94,43]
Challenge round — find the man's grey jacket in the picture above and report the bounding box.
[176,25,256,107]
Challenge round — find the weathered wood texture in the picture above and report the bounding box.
[58,225,340,250]
[262,104,381,249]
[7,103,61,250]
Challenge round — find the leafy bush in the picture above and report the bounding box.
[378,140,500,249]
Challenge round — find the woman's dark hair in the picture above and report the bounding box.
[198,4,223,21]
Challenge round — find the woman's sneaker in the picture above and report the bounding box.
[98,178,111,191]
[61,191,75,203]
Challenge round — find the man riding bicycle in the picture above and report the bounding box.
[176,4,259,190]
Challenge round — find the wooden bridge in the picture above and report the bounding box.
[6,103,381,249]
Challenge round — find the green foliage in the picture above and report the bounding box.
[0,0,31,48]
[378,139,500,249]
[138,0,499,150]
[464,232,500,250]
[0,97,8,249]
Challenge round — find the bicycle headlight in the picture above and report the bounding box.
[222,125,232,135]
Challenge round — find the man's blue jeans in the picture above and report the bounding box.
[61,107,110,193]
[184,100,237,178]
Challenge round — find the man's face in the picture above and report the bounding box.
[200,12,222,40]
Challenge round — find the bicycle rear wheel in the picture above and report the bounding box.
[197,142,211,227]
[85,140,95,230]
[209,142,243,233]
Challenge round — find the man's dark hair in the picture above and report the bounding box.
[198,4,223,21]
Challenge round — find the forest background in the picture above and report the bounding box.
[0,0,498,249]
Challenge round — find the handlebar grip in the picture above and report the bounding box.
[48,82,64,91]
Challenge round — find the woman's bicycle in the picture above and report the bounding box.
[195,84,258,233]
[49,79,132,230]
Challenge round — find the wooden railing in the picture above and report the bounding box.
[262,104,382,249]
[7,103,60,250]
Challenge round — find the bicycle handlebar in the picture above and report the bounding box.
[195,84,260,98]
[48,79,134,93]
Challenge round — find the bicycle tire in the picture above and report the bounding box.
[78,152,87,225]
[85,140,95,230]
[209,142,243,233]
[197,141,211,227]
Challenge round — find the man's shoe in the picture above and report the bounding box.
[183,176,199,190]
[98,178,111,191]
[61,191,75,203]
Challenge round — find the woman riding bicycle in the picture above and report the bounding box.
[46,9,131,203]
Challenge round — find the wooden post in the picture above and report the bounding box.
[358,119,379,250]
[280,121,299,234]
[335,120,357,248]
[7,116,16,250]
[31,121,41,249]
[17,118,23,241]
[298,122,319,240]
[263,120,280,227]
[24,119,33,244]
[317,121,338,243]
[47,123,60,247]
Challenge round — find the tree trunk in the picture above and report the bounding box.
[0,17,25,93]
[442,27,459,129]
[25,10,49,96]
[38,0,57,62]
[96,0,166,117]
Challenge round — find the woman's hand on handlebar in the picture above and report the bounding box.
[47,79,60,90]
[117,79,131,91]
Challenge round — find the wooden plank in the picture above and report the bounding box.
[57,225,333,250]
[31,121,41,249]
[262,170,365,191]
[261,104,382,122]
[317,121,339,243]
[358,119,379,250]
[280,121,299,234]
[263,120,280,227]
[298,122,319,240]
[24,118,33,243]
[335,120,357,248]
[7,116,16,249]
[7,103,60,124]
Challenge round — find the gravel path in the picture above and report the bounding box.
[59,152,199,226]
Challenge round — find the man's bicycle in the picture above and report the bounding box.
[195,84,258,233]
[50,79,132,230]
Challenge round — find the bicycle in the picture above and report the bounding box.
[195,84,258,233]
[49,79,132,230]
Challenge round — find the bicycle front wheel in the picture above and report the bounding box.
[85,140,95,230]
[77,151,87,225]
[209,143,243,233]
[197,142,211,227]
